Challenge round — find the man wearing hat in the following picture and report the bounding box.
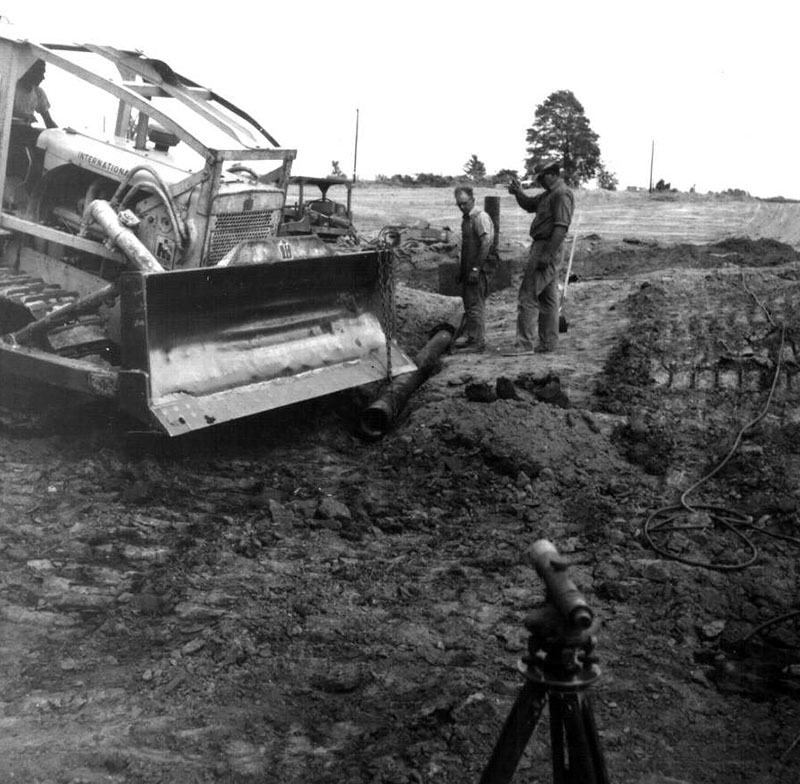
[506,161,574,353]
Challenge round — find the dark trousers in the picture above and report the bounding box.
[462,272,489,347]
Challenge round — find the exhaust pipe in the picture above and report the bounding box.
[89,200,165,273]
[359,323,455,440]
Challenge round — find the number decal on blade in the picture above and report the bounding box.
[278,241,292,260]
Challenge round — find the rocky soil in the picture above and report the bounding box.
[2,235,800,783]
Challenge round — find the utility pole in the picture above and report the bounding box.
[649,140,654,193]
[352,108,359,183]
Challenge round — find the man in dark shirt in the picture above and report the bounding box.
[507,161,574,353]
[453,185,494,352]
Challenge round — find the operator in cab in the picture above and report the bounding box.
[13,59,56,129]
[7,59,57,197]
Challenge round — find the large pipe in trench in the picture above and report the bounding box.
[359,195,499,438]
[359,323,455,440]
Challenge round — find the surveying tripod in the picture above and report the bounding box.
[479,540,610,784]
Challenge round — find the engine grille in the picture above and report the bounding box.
[208,209,282,264]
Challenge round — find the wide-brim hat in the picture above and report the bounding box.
[532,160,560,178]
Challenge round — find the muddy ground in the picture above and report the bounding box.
[2,234,800,783]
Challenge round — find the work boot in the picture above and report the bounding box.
[500,341,534,357]
[453,334,473,349]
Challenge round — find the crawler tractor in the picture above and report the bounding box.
[0,34,414,435]
[282,176,356,242]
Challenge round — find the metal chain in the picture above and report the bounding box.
[377,244,396,381]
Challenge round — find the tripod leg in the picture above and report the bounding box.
[549,691,568,783]
[478,680,547,784]
[549,692,609,784]
[580,694,610,784]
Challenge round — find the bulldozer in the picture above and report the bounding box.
[0,34,415,436]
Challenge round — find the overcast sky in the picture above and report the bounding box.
[2,0,797,197]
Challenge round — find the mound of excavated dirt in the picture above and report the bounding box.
[516,235,800,286]
[395,283,462,353]
[2,235,800,783]
[747,200,800,247]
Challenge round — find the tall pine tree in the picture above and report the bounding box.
[525,90,601,188]
[463,154,487,183]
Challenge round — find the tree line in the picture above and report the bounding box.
[374,90,618,191]
[373,169,518,189]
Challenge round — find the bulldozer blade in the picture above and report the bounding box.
[117,251,416,436]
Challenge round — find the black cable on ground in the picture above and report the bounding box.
[642,274,792,571]
[740,608,800,648]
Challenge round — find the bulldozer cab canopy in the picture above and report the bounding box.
[0,34,297,192]
[288,175,353,218]
[290,175,351,189]
[0,32,297,267]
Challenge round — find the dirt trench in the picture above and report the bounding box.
[1,237,800,783]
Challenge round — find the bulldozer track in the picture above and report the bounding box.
[0,266,112,360]
[0,266,80,323]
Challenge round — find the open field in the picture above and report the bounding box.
[347,185,800,247]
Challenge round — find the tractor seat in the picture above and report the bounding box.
[308,199,335,216]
